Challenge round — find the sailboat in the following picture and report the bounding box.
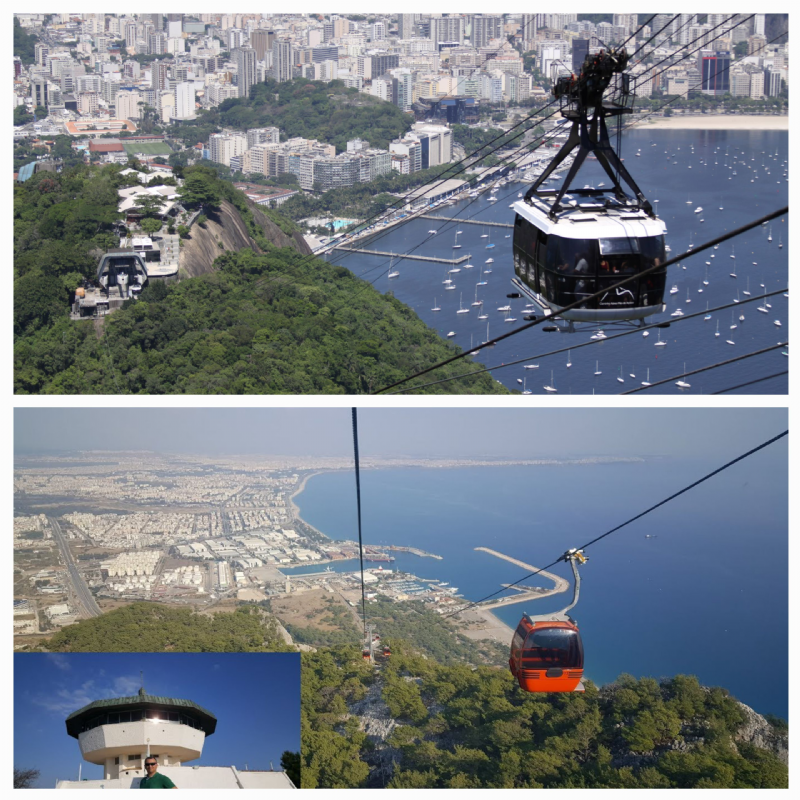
[594,360,602,376]
[655,330,667,347]
[522,377,532,395]
[704,302,711,321]
[675,363,691,389]
[730,310,737,330]
[715,319,720,337]
[543,370,557,393]
[524,363,539,370]
[566,350,572,368]
[456,292,469,314]
[743,277,751,296]
[481,321,494,346]
[431,297,441,312]
[387,254,399,279]
[463,255,474,269]
[767,226,773,243]
[617,366,624,384]
[471,286,482,307]
[641,368,651,387]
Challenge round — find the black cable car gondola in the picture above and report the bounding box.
[509,550,587,692]
[511,48,667,330]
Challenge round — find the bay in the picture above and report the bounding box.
[295,457,788,718]
[328,128,788,394]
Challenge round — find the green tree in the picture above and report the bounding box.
[140,217,162,235]
[280,750,301,786]
[179,169,222,209]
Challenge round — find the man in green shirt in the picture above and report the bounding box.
[139,758,177,789]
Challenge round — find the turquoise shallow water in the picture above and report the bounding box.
[295,456,788,718]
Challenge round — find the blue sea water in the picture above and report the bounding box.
[328,128,788,394]
[294,458,788,718]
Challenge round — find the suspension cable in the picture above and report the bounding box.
[383,289,788,394]
[447,429,788,618]
[373,205,788,394]
[351,408,368,642]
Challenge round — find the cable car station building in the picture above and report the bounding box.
[55,688,295,789]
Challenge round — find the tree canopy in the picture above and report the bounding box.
[203,78,414,152]
[302,645,788,789]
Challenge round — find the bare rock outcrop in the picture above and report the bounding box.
[178,199,259,277]
[734,700,788,765]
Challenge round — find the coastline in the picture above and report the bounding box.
[634,114,788,131]
[288,469,338,540]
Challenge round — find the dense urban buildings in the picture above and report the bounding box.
[13,14,788,192]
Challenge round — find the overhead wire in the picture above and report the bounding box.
[254,16,661,289]
[249,16,728,300]
[622,343,788,393]
[712,370,789,394]
[447,429,789,618]
[373,205,788,393]
[334,18,772,299]
[382,289,788,394]
[351,408,368,643]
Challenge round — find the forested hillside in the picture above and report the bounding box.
[34,603,294,652]
[14,163,507,395]
[181,78,414,152]
[302,644,788,789]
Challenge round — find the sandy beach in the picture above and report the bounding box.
[635,114,788,131]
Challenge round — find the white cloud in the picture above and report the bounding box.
[45,653,71,671]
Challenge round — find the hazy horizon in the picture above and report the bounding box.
[14,408,788,461]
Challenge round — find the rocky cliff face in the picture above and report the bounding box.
[734,700,788,765]
[178,198,311,278]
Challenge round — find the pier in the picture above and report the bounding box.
[331,246,472,265]
[418,214,513,229]
[473,547,569,609]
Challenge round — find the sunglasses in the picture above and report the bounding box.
[145,763,157,767]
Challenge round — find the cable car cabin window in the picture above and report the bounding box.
[546,237,597,308]
[521,627,584,670]
[513,216,538,289]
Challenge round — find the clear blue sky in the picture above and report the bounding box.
[14,407,788,460]
[14,653,300,788]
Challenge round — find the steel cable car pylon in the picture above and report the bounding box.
[511,47,668,328]
[509,549,588,693]
[526,48,652,219]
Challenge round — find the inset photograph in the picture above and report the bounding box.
[14,652,300,789]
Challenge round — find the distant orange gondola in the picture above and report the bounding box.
[509,549,587,693]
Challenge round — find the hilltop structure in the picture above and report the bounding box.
[55,687,295,789]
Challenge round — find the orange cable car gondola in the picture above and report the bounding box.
[382,645,391,659]
[509,549,587,693]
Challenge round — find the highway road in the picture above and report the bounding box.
[48,517,102,618]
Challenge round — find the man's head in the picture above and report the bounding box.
[144,758,158,775]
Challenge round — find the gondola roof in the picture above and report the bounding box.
[513,195,667,240]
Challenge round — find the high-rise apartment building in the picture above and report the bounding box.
[234,46,257,99]
[174,82,196,119]
[273,40,295,83]
[250,30,274,61]
[398,14,415,39]
[471,15,504,48]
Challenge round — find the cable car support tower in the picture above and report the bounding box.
[526,47,653,220]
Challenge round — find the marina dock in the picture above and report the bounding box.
[419,214,513,229]
[331,246,471,265]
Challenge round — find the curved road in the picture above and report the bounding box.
[48,517,102,618]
